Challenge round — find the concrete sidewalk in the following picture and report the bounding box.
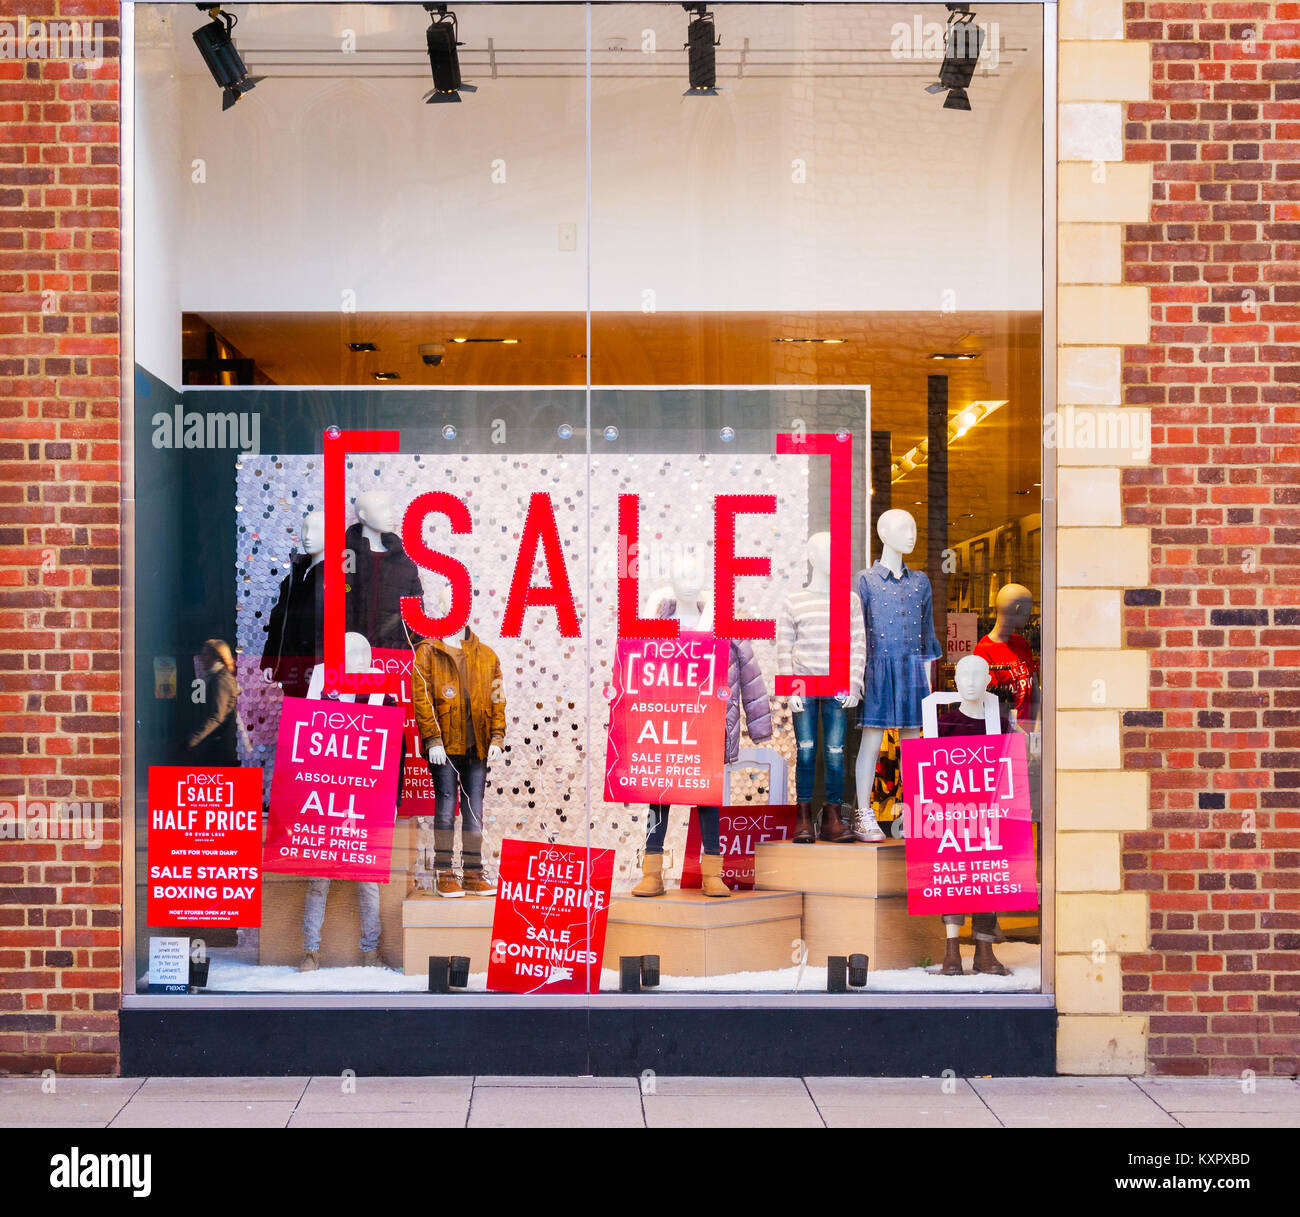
[2,1075,1299,1128]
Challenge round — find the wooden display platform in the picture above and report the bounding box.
[752,839,907,897]
[753,839,945,971]
[401,894,497,977]
[603,889,802,978]
[258,821,415,970]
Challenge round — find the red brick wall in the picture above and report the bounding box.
[0,0,122,1075]
[1121,1,1300,1075]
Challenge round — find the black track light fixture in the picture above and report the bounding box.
[423,5,476,104]
[683,4,719,96]
[924,3,983,112]
[192,5,263,111]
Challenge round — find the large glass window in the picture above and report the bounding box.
[129,2,1046,1003]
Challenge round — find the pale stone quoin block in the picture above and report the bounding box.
[1060,103,1123,162]
[1057,952,1123,1015]
[1058,346,1122,406]
[1059,0,1125,42]
[1057,831,1122,892]
[1057,1015,1148,1075]
[1057,770,1150,831]
[1057,892,1148,954]
[1057,709,1121,770]
[1057,648,1149,709]
[1055,407,1152,467]
[1059,286,1150,346]
[1059,163,1152,224]
[1059,223,1122,284]
[1057,588,1123,648]
[1058,527,1149,588]
[1058,466,1121,527]
[1060,42,1152,102]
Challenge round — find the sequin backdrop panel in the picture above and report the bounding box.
[236,451,807,891]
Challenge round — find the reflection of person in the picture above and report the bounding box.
[931,655,1011,978]
[776,532,866,844]
[853,509,943,843]
[410,588,505,899]
[186,639,240,765]
[261,511,325,700]
[299,633,398,972]
[631,557,773,900]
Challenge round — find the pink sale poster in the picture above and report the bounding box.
[371,648,439,818]
[263,696,405,881]
[899,731,1036,916]
[603,632,728,806]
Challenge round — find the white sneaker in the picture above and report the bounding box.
[853,809,887,843]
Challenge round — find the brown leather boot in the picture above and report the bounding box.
[793,801,815,844]
[940,938,964,976]
[972,940,1010,976]
[817,802,855,843]
[631,852,665,897]
[699,853,731,898]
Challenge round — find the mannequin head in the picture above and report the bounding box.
[344,630,375,674]
[807,531,832,579]
[355,491,396,536]
[877,509,917,556]
[994,583,1034,632]
[670,551,708,606]
[300,511,325,557]
[954,654,992,702]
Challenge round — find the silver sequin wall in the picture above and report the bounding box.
[235,451,809,891]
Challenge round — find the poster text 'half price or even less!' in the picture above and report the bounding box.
[146,766,262,927]
[263,696,404,881]
[487,839,615,995]
[899,731,1037,916]
[604,632,728,806]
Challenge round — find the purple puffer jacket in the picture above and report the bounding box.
[657,600,773,764]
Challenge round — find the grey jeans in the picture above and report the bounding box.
[302,878,381,953]
[943,912,999,942]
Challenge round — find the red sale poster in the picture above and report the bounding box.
[263,696,405,881]
[603,632,728,806]
[487,839,615,995]
[371,647,439,818]
[146,766,263,927]
[681,805,799,891]
[899,731,1036,916]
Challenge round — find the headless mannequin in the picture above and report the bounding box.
[424,586,503,768]
[632,555,731,899]
[853,510,933,842]
[933,654,1010,977]
[782,532,862,844]
[261,510,325,690]
[299,631,388,972]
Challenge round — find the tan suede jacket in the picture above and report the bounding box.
[411,630,506,758]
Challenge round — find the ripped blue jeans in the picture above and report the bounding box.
[792,696,848,804]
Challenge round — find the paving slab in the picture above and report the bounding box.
[805,1076,984,1105]
[110,1101,297,1128]
[297,1075,473,1112]
[473,1075,639,1088]
[1135,1078,1300,1115]
[640,1076,810,1097]
[972,1078,1175,1127]
[289,1110,468,1128]
[1170,1111,1300,1128]
[134,1076,309,1102]
[820,1104,1000,1128]
[468,1086,644,1128]
[643,1094,823,1128]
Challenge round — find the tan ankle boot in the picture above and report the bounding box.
[631,852,665,897]
[940,938,964,976]
[972,940,1010,976]
[700,853,731,898]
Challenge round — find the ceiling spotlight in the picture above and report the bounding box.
[929,351,980,361]
[372,371,401,382]
[423,5,476,104]
[684,4,719,96]
[924,4,984,112]
[347,342,378,353]
[191,6,263,112]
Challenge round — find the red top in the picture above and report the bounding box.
[974,633,1037,725]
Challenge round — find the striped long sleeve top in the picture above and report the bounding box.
[775,588,867,700]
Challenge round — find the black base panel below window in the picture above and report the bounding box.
[122,1008,1056,1077]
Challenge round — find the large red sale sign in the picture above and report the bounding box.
[899,732,1037,916]
[372,648,439,818]
[146,767,263,927]
[603,632,728,806]
[487,839,615,995]
[263,696,404,881]
[681,805,799,891]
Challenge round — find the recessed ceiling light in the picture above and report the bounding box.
[929,352,980,361]
[772,338,846,344]
[348,342,378,353]
[449,337,518,344]
[372,371,400,381]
